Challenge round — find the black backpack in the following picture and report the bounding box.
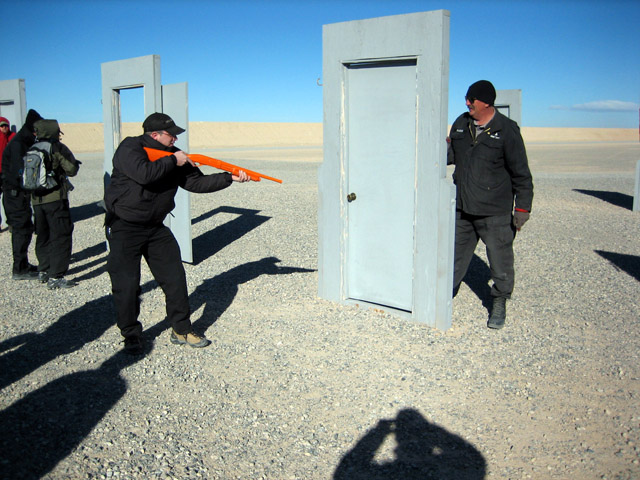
[21,141,58,193]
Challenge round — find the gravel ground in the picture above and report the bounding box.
[0,143,639,479]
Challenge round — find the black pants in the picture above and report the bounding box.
[33,199,74,278]
[2,188,34,274]
[453,211,516,299]
[106,219,191,339]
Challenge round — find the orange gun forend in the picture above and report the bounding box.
[143,147,283,184]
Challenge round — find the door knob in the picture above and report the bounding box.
[347,193,356,202]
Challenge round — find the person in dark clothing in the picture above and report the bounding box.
[0,116,16,231]
[31,119,81,289]
[1,109,43,279]
[104,112,249,355]
[447,80,533,329]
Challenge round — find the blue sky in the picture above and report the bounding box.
[2,0,639,128]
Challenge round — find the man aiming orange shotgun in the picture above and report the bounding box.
[144,147,283,184]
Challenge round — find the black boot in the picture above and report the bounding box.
[488,297,506,329]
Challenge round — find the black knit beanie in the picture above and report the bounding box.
[466,80,496,106]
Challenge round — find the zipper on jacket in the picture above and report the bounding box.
[469,121,491,145]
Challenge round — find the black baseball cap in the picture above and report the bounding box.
[142,112,185,136]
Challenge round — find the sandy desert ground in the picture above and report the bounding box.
[0,124,639,479]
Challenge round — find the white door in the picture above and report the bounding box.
[345,60,417,311]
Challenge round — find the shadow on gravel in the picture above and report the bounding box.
[71,241,107,263]
[0,333,37,355]
[67,242,109,282]
[190,256,315,331]
[191,206,271,265]
[70,201,105,222]
[0,280,166,479]
[334,408,486,480]
[0,294,115,391]
[461,254,493,313]
[596,250,640,282]
[573,189,633,210]
[67,257,107,283]
[0,350,135,479]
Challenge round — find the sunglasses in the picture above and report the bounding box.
[465,96,476,104]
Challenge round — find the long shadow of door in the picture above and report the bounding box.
[573,189,633,210]
[191,206,271,265]
[334,408,486,479]
[189,257,315,332]
[595,250,640,282]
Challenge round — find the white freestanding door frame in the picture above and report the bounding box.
[0,79,27,130]
[495,89,522,126]
[101,55,192,262]
[319,11,455,329]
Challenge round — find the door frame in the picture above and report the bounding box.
[318,10,454,329]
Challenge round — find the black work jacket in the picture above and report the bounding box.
[104,134,233,225]
[448,110,533,216]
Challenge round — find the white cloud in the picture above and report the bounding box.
[550,100,639,112]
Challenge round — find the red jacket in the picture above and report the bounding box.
[0,116,16,174]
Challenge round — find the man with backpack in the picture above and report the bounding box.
[1,109,43,280]
[29,119,80,289]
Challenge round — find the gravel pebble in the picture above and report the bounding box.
[1,144,639,479]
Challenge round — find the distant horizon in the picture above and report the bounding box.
[1,1,639,129]
[55,119,637,130]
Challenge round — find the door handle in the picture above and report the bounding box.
[347,193,356,202]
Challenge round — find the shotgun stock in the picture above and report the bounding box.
[143,147,283,184]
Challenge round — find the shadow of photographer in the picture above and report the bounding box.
[334,408,486,480]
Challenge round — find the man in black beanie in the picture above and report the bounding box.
[1,109,43,279]
[447,80,533,329]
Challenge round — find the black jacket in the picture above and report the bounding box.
[104,134,233,225]
[448,110,533,216]
[1,109,42,191]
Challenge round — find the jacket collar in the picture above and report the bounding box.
[141,133,174,152]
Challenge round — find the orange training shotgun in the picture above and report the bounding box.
[144,147,283,184]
